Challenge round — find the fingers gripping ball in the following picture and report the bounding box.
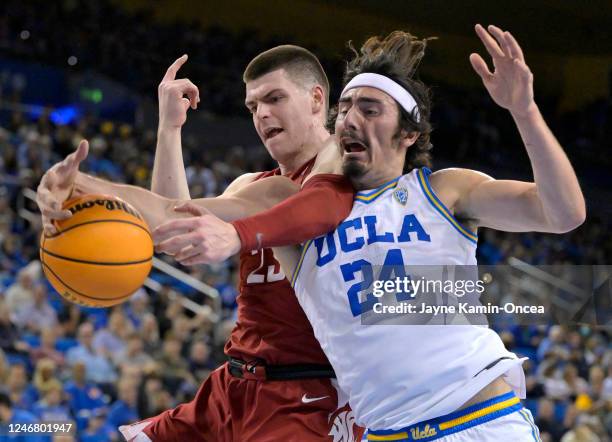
[39,195,153,307]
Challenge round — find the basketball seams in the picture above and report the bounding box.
[44,219,152,241]
[40,259,148,303]
[39,195,154,307]
[40,247,152,266]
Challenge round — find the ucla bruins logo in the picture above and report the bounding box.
[393,187,408,205]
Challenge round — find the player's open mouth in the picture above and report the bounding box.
[264,127,284,140]
[341,138,368,153]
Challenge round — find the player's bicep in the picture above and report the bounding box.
[462,179,551,232]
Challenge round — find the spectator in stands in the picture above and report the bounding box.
[0,391,45,442]
[63,362,107,422]
[13,283,58,333]
[188,340,215,381]
[2,363,38,410]
[0,349,9,385]
[538,326,568,361]
[603,366,612,399]
[545,363,589,401]
[66,322,117,385]
[106,378,139,430]
[31,380,72,423]
[137,374,173,419]
[92,309,130,361]
[32,358,60,397]
[29,326,65,368]
[0,234,28,276]
[116,333,154,372]
[586,365,609,414]
[535,398,566,441]
[124,288,150,329]
[156,332,195,395]
[3,262,39,318]
[80,408,114,442]
[138,313,160,354]
[0,301,30,354]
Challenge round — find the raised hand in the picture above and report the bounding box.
[153,202,241,265]
[36,140,89,235]
[469,24,536,118]
[158,55,200,129]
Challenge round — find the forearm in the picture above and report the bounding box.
[151,127,190,199]
[74,172,176,229]
[512,106,585,230]
[73,172,272,228]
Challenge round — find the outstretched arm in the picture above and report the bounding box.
[453,24,585,233]
[152,55,198,199]
[36,141,297,235]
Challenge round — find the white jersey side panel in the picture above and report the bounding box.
[292,168,524,430]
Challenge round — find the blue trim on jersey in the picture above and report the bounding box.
[367,391,523,441]
[290,239,314,287]
[416,168,478,245]
[518,408,542,442]
[355,177,401,204]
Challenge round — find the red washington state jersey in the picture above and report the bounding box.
[224,156,330,365]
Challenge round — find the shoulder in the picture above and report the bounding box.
[418,168,492,214]
[222,172,259,195]
[428,168,493,194]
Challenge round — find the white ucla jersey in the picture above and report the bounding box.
[292,168,525,430]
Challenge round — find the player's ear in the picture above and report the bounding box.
[399,130,420,149]
[311,85,325,115]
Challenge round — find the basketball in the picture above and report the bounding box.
[39,194,153,307]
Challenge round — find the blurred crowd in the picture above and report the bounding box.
[0,107,609,442]
[0,1,611,441]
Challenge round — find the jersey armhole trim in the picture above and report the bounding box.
[417,168,478,245]
[290,239,315,287]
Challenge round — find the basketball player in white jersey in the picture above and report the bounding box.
[153,24,585,440]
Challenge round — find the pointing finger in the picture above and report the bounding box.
[162,54,188,83]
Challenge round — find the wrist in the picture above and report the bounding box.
[157,122,183,134]
[229,225,242,256]
[73,172,93,196]
[510,102,540,121]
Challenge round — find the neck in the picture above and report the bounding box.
[277,126,330,175]
[353,171,402,191]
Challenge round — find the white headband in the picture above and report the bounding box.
[341,73,421,122]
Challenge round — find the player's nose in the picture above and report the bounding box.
[255,102,272,120]
[342,106,360,132]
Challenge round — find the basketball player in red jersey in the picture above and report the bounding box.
[37,47,363,441]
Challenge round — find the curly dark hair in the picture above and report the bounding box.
[328,31,435,171]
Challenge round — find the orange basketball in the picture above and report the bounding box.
[39,194,153,307]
